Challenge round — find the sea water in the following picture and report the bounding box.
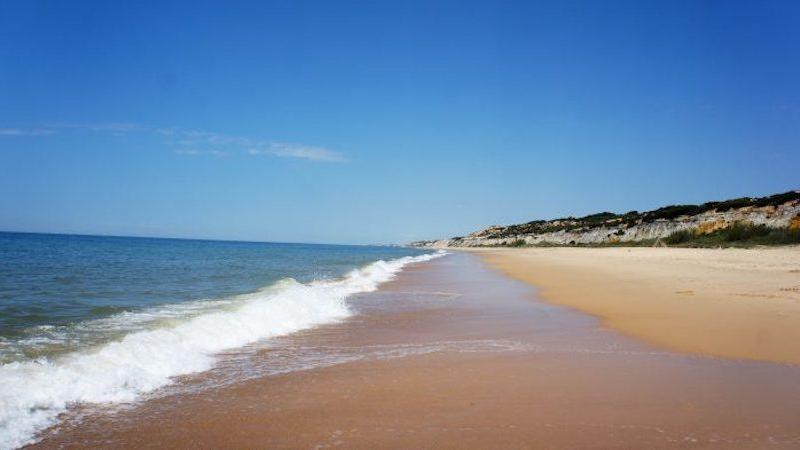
[0,232,441,448]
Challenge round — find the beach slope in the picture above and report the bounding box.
[471,246,800,365]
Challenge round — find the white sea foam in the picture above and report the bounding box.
[0,251,444,449]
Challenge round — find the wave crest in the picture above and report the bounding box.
[0,251,444,449]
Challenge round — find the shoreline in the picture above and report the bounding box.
[466,246,800,365]
[33,252,800,449]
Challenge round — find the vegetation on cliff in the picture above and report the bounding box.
[410,190,800,249]
[473,191,800,240]
[662,223,800,248]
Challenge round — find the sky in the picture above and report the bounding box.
[1,0,798,245]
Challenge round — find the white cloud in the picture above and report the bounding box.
[0,128,55,136]
[163,128,345,162]
[266,142,346,162]
[175,148,229,157]
[1,123,346,162]
[79,123,140,132]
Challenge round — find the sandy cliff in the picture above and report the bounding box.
[413,191,800,247]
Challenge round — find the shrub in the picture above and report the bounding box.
[724,222,758,241]
[664,229,695,245]
[643,205,703,222]
[663,223,800,247]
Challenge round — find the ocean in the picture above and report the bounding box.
[0,232,440,448]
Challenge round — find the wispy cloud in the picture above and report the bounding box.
[174,148,229,157]
[159,128,345,162]
[0,128,55,136]
[250,143,346,162]
[0,123,346,162]
[51,122,141,133]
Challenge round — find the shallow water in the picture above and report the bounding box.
[0,232,436,449]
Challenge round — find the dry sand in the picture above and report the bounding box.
[470,246,800,365]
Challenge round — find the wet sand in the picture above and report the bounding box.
[470,247,800,365]
[33,253,800,449]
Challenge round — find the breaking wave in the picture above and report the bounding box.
[0,252,444,449]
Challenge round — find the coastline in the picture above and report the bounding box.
[0,243,440,450]
[33,252,800,449]
[466,246,800,365]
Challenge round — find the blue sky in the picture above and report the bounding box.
[1,0,798,244]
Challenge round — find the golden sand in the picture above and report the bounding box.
[470,246,800,365]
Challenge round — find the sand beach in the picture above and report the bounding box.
[33,251,800,449]
[471,246,800,365]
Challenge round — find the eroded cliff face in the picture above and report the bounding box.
[412,191,800,248]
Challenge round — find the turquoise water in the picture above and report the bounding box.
[0,232,439,448]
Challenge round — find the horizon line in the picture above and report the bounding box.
[0,229,407,248]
